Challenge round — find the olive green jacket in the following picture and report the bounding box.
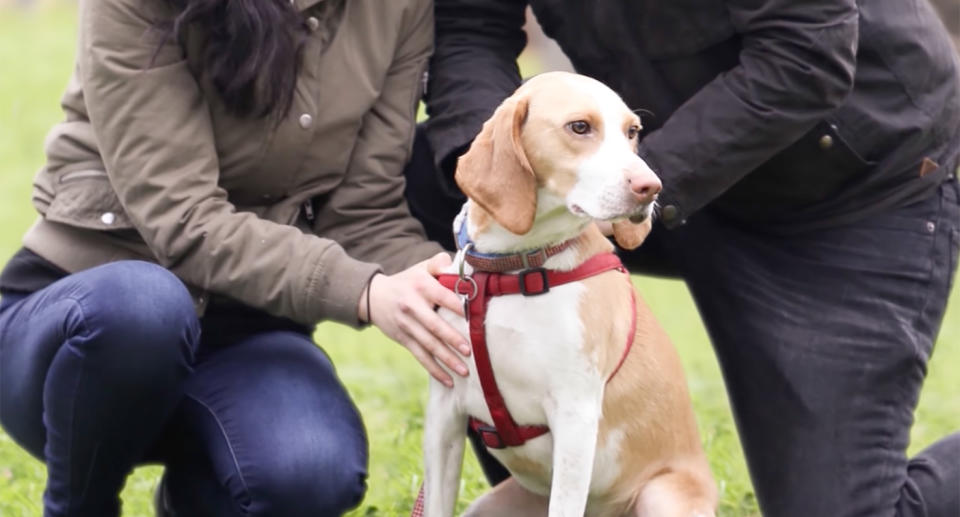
[24,0,444,326]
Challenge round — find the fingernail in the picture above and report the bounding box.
[445,379,454,388]
[456,364,468,376]
[459,343,470,355]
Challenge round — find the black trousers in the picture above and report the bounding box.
[405,128,960,516]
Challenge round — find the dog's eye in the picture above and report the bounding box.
[627,125,641,139]
[567,120,591,135]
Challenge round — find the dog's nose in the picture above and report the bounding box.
[625,169,662,204]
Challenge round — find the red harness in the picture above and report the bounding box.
[436,252,637,450]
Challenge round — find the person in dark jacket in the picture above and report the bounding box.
[404,1,960,515]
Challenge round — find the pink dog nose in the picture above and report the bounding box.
[625,168,662,204]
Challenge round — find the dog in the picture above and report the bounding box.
[422,71,717,517]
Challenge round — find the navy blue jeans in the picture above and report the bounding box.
[0,261,368,516]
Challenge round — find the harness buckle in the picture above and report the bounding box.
[518,267,550,296]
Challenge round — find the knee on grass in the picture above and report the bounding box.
[67,260,198,377]
[241,438,369,517]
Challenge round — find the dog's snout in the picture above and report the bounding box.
[624,168,662,204]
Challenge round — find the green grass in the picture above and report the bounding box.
[0,4,957,516]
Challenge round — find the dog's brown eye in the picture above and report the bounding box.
[568,120,591,135]
[627,125,640,139]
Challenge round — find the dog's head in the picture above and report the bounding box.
[455,72,660,250]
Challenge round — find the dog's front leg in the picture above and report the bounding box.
[423,378,468,517]
[544,390,603,517]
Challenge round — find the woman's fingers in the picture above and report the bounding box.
[409,297,471,358]
[366,257,477,388]
[399,311,469,377]
[400,331,454,387]
[421,253,465,317]
[424,252,453,275]
[425,276,466,317]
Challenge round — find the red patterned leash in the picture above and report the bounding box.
[411,484,425,517]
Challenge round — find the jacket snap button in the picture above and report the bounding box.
[100,212,116,225]
[926,221,936,233]
[661,204,679,223]
[819,134,834,150]
[306,17,320,31]
[299,113,313,129]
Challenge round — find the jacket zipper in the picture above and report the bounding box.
[302,199,316,223]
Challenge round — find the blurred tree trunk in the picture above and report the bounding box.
[929,0,959,50]
[521,8,573,73]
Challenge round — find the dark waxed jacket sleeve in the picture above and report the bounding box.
[423,0,528,184]
[639,0,859,226]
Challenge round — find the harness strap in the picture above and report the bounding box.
[469,270,534,446]
[609,288,637,380]
[436,253,635,450]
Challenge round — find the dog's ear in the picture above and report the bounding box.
[455,96,537,235]
[612,217,653,250]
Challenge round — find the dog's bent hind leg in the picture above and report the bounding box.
[463,478,548,517]
[633,467,717,517]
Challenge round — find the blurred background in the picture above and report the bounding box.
[0,1,957,516]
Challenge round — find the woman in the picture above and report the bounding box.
[0,0,470,515]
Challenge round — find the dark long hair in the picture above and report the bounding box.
[165,0,307,118]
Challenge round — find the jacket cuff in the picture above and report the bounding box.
[424,118,482,192]
[638,145,688,229]
[303,246,383,328]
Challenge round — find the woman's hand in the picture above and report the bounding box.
[359,253,470,387]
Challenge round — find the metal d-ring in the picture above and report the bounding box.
[453,275,478,301]
[453,242,477,301]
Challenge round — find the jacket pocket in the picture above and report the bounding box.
[45,169,135,230]
[788,195,940,282]
[714,120,877,221]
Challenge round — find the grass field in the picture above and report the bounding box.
[0,4,957,516]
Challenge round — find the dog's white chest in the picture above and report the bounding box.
[482,282,590,411]
[443,281,590,417]
[440,280,620,495]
